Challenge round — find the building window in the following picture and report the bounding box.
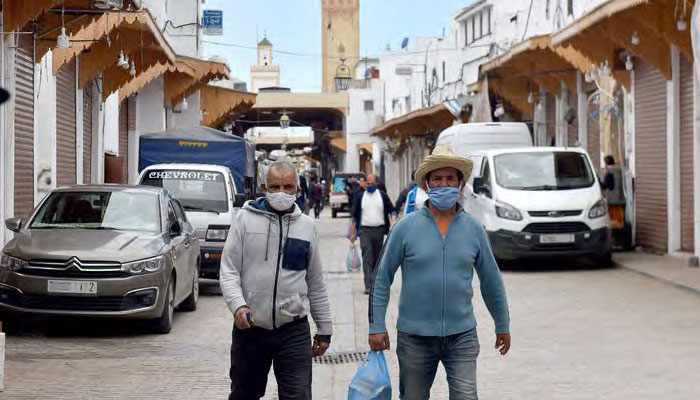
[464,21,469,46]
[546,0,551,19]
[478,12,483,38]
[442,61,446,82]
[364,100,374,111]
[567,0,574,15]
[405,96,412,113]
[487,8,492,34]
[471,16,475,42]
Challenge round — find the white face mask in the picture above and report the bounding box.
[266,192,297,211]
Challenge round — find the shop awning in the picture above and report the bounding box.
[330,137,347,152]
[370,103,456,138]
[117,62,170,102]
[163,56,230,107]
[4,0,63,33]
[200,85,256,127]
[45,9,175,79]
[356,143,374,154]
[481,35,594,94]
[551,0,695,81]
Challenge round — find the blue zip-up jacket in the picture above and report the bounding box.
[369,205,510,336]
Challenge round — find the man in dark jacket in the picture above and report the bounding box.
[394,170,417,213]
[350,174,397,294]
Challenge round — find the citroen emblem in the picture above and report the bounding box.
[66,257,82,270]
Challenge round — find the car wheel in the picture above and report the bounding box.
[180,264,199,312]
[332,210,337,218]
[0,312,21,334]
[593,251,614,268]
[151,278,175,334]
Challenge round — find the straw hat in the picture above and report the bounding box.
[415,146,473,186]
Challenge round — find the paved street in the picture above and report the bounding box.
[3,210,700,399]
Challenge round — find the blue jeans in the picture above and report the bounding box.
[397,328,480,400]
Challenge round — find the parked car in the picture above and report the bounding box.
[139,164,246,280]
[330,172,366,218]
[0,185,200,333]
[464,148,612,265]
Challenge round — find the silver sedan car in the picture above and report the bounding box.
[0,185,200,333]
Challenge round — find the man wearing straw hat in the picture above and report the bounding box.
[368,146,511,399]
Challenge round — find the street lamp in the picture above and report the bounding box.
[279,112,290,129]
[334,56,351,91]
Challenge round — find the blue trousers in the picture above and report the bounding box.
[397,328,480,400]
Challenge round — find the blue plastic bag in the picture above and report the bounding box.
[346,244,361,272]
[348,351,392,400]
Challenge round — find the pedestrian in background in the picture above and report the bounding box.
[312,179,324,219]
[368,146,511,400]
[345,176,360,211]
[299,171,311,215]
[350,174,396,295]
[394,170,417,213]
[220,160,332,400]
[600,155,626,231]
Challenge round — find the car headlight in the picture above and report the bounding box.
[206,228,228,241]
[588,199,608,219]
[0,253,27,271]
[495,201,523,221]
[123,256,164,275]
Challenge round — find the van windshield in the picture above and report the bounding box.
[141,170,229,213]
[494,152,595,190]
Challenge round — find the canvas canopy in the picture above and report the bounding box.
[139,126,254,190]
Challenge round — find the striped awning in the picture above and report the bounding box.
[164,56,230,107]
[370,103,456,138]
[551,0,695,81]
[200,85,256,127]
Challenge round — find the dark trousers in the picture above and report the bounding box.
[229,318,312,400]
[313,200,323,219]
[360,225,386,292]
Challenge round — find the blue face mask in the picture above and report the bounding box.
[427,187,460,210]
[366,185,378,193]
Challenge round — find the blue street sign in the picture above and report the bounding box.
[202,9,223,36]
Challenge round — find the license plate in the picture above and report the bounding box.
[539,234,575,244]
[47,280,97,295]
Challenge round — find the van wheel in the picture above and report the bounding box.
[150,278,175,334]
[593,251,614,268]
[180,265,199,312]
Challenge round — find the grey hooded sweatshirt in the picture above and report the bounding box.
[220,199,333,336]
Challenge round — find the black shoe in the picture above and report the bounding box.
[363,289,370,295]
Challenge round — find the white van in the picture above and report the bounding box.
[139,163,246,279]
[436,122,533,156]
[465,147,612,264]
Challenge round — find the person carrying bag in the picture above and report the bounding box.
[347,351,391,400]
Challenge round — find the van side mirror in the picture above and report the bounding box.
[5,218,22,233]
[234,194,246,208]
[472,178,491,198]
[169,220,182,237]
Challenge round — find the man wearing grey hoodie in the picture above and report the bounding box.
[220,161,333,400]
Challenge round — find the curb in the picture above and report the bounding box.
[615,261,700,298]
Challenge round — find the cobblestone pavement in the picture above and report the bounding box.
[3,210,700,399]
